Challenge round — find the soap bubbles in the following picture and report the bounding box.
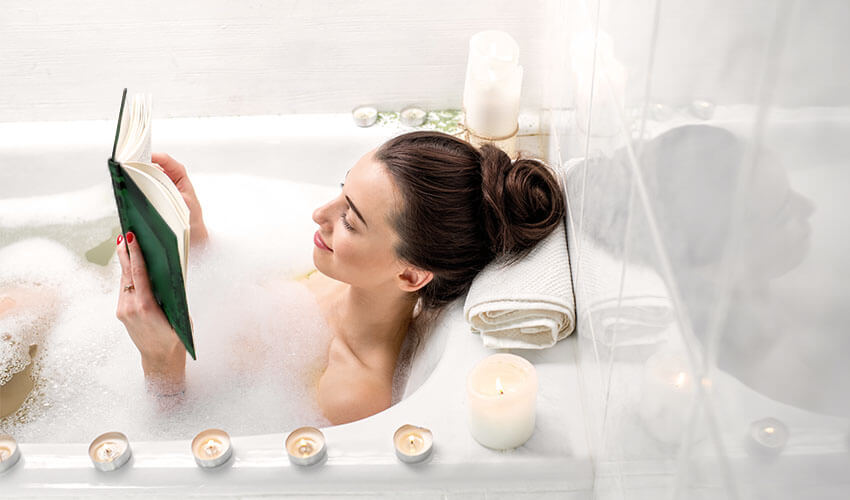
[0,174,347,442]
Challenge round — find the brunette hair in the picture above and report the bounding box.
[375,131,565,309]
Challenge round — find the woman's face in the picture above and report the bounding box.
[311,149,406,289]
[744,156,815,279]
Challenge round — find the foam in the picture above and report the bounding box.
[0,184,116,228]
[0,174,353,442]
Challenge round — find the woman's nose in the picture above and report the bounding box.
[312,199,336,226]
[312,205,326,226]
[791,190,816,218]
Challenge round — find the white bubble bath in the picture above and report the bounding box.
[0,115,585,497]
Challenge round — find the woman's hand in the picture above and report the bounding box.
[151,152,209,248]
[116,231,186,397]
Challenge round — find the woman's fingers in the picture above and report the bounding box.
[151,152,202,219]
[151,152,188,187]
[124,232,153,298]
[116,233,133,289]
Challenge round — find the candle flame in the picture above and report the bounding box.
[496,377,504,395]
[408,434,420,452]
[203,439,221,457]
[674,372,687,388]
[397,431,426,455]
[296,438,315,457]
[96,442,118,461]
[765,426,775,434]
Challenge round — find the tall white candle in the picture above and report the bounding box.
[462,31,524,139]
[467,353,538,450]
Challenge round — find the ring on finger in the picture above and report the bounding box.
[123,284,135,292]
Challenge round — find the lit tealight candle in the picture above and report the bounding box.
[352,106,378,127]
[650,103,674,122]
[393,424,433,464]
[0,434,21,473]
[88,432,131,472]
[690,100,715,120]
[400,106,427,127]
[467,353,538,450]
[285,426,326,466]
[746,417,789,458]
[191,428,233,468]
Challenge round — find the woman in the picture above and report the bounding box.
[116,131,565,425]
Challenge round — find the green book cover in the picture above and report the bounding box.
[107,89,196,359]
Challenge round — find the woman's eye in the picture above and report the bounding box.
[340,212,355,231]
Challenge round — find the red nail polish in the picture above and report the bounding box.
[126,232,135,244]
[117,234,123,245]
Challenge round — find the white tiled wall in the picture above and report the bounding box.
[545,0,850,498]
[0,0,551,122]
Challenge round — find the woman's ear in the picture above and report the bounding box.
[397,266,433,293]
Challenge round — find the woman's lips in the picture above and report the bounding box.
[314,231,333,252]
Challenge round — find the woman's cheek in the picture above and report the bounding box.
[332,233,355,262]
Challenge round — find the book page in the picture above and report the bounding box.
[123,161,191,228]
[115,93,152,164]
[122,162,190,281]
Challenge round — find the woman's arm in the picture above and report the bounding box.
[116,232,186,403]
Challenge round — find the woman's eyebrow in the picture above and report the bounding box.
[345,195,368,227]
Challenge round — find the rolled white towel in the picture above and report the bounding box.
[463,219,575,349]
[578,239,675,347]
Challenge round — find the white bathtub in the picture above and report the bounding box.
[0,115,591,497]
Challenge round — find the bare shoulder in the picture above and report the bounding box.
[318,337,393,425]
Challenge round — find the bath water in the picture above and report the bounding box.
[0,173,364,442]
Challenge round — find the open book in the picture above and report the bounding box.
[107,89,195,359]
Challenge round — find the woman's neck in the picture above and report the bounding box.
[334,282,416,351]
[307,273,416,362]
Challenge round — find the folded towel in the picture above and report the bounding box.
[464,219,575,349]
[578,240,675,347]
[558,158,675,347]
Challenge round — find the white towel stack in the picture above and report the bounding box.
[463,219,575,349]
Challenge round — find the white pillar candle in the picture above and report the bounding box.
[462,31,523,139]
[637,350,696,445]
[467,353,538,450]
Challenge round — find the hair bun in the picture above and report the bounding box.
[479,144,565,258]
